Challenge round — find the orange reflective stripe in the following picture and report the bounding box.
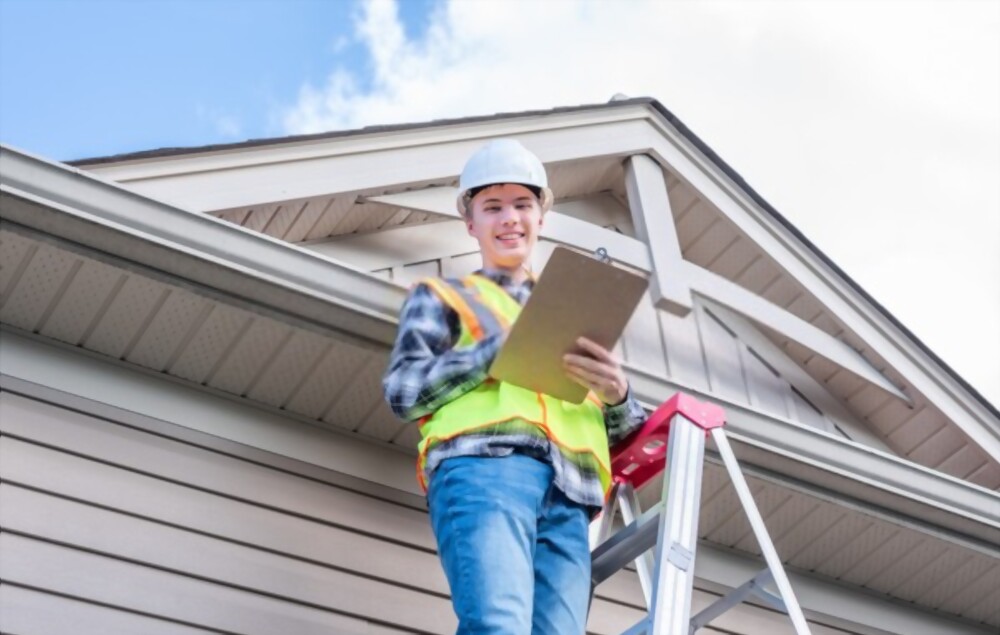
[462,276,512,329]
[587,393,604,408]
[422,278,485,341]
[536,391,548,425]
[416,415,612,493]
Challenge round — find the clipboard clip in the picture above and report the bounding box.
[594,247,611,264]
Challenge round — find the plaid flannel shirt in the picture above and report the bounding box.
[382,269,647,509]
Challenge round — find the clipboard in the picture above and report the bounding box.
[488,246,649,403]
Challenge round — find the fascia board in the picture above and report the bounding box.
[80,104,657,184]
[0,146,405,349]
[625,364,1000,550]
[637,109,1000,461]
[80,116,658,211]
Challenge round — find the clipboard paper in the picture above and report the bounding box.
[488,246,649,403]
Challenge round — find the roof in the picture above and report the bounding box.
[69,96,998,419]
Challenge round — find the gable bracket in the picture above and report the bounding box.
[624,153,693,316]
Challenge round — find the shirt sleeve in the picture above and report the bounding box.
[382,282,503,422]
[603,387,647,446]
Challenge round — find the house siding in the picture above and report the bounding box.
[0,350,866,635]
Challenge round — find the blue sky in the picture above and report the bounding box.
[1,0,998,404]
[0,0,435,160]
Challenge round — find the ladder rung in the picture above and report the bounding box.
[590,503,662,586]
[689,569,779,632]
[620,617,649,635]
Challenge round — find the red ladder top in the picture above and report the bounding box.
[610,393,726,490]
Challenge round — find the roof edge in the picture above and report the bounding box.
[60,98,999,421]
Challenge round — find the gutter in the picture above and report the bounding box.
[0,145,406,350]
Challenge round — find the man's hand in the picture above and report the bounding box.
[562,337,629,405]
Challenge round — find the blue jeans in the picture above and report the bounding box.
[427,454,592,634]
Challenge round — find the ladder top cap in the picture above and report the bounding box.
[650,393,727,431]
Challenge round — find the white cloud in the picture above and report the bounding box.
[282,0,1000,405]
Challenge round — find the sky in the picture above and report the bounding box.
[1,0,997,407]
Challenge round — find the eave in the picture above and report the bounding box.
[67,99,1000,464]
[2,144,997,547]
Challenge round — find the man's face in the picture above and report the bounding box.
[466,183,544,272]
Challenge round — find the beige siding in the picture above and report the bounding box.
[0,390,866,635]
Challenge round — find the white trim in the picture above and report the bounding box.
[639,113,1000,461]
[2,139,996,525]
[81,105,656,182]
[79,116,659,212]
[624,154,693,315]
[685,263,911,404]
[0,147,407,347]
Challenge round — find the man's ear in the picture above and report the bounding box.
[466,217,475,236]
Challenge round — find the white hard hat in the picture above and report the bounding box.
[456,139,553,215]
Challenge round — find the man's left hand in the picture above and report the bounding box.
[563,337,629,405]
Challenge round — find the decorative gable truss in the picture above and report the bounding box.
[79,101,999,490]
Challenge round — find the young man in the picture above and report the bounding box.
[382,139,646,634]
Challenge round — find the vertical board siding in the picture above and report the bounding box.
[698,307,751,405]
[658,308,710,392]
[621,291,669,375]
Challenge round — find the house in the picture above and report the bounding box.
[1,97,997,634]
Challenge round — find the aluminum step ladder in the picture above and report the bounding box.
[590,393,812,635]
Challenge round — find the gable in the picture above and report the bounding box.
[56,100,1000,489]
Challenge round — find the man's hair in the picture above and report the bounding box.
[462,183,543,218]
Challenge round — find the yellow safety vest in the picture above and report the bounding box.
[415,274,612,496]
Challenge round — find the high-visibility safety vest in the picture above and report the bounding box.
[415,273,613,496]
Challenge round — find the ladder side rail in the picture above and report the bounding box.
[709,427,813,635]
[648,414,707,635]
[618,482,654,608]
[594,482,623,545]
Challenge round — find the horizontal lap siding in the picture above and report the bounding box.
[0,583,217,635]
[0,392,650,634]
[0,390,857,635]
